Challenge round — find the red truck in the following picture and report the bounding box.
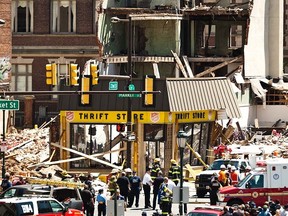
[218,158,288,206]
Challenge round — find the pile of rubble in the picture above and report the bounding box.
[1,127,50,178]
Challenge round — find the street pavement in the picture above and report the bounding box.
[97,181,211,216]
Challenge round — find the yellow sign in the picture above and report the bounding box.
[61,110,216,124]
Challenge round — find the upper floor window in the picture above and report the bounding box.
[12,0,34,33]
[52,0,76,33]
[202,25,216,48]
[230,25,242,48]
[11,64,33,94]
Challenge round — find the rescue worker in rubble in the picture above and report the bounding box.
[108,175,119,196]
[159,177,173,216]
[151,158,162,181]
[230,166,240,185]
[218,164,227,186]
[168,159,181,186]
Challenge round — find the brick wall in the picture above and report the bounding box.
[0,0,12,58]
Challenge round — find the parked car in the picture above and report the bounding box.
[0,185,83,211]
[187,206,223,216]
[0,197,84,216]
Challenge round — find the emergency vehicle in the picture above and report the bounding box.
[218,158,288,206]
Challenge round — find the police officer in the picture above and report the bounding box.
[168,159,181,186]
[151,158,161,181]
[209,173,221,205]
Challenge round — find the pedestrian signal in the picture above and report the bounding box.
[116,124,125,132]
[46,63,58,86]
[70,63,79,86]
[90,63,99,85]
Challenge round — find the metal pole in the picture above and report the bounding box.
[126,16,132,168]
[1,110,5,178]
[179,146,184,216]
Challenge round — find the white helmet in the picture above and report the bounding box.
[227,164,232,169]
[231,166,236,171]
[220,164,226,169]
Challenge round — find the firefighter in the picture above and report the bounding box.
[151,158,161,181]
[108,175,119,196]
[159,177,172,216]
[168,159,181,186]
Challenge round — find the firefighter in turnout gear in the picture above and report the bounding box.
[158,177,172,216]
[168,159,181,186]
[108,175,119,196]
[151,158,161,181]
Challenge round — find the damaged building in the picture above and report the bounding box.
[0,0,287,176]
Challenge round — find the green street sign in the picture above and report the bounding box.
[128,84,135,91]
[0,100,20,110]
[109,81,118,91]
[118,94,141,98]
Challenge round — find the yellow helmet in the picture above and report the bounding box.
[154,158,160,163]
[170,159,176,164]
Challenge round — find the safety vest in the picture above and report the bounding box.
[231,171,239,185]
[218,170,226,183]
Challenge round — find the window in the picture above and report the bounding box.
[202,25,216,48]
[230,25,242,48]
[52,0,76,33]
[49,200,63,212]
[37,200,52,213]
[11,63,33,95]
[12,0,33,33]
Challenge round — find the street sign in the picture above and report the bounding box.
[109,81,118,91]
[0,100,19,110]
[128,83,135,91]
[118,94,141,98]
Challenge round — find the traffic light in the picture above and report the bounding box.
[46,63,57,86]
[116,124,125,132]
[81,76,90,105]
[70,63,79,86]
[90,63,99,85]
[144,75,154,106]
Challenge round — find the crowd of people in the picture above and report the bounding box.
[209,164,252,205]
[105,158,182,216]
[220,200,288,216]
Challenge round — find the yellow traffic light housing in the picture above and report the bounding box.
[70,63,79,86]
[81,76,90,105]
[144,75,154,106]
[90,63,99,85]
[46,63,58,86]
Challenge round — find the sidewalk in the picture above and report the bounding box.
[103,181,209,216]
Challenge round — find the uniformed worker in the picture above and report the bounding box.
[230,166,240,185]
[168,159,181,186]
[151,158,161,181]
[218,164,226,186]
[159,177,172,216]
[108,175,119,196]
[209,173,221,205]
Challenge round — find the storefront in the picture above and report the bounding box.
[57,77,241,177]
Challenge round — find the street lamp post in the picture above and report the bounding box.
[0,18,5,178]
[177,130,188,216]
[111,16,133,168]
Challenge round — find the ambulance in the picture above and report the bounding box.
[218,158,288,207]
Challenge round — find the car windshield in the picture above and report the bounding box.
[237,172,253,187]
[207,161,239,170]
